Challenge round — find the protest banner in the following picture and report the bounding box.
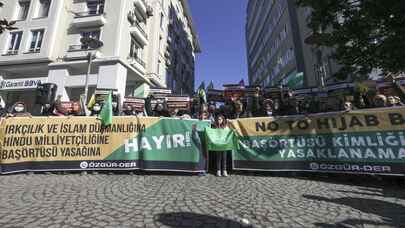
[230,107,405,175]
[0,117,209,174]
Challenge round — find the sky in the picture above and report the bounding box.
[189,0,248,89]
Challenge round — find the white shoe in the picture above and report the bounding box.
[223,171,228,177]
[216,170,222,177]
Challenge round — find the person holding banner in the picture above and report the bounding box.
[153,103,170,117]
[205,114,239,177]
[262,99,274,117]
[394,96,404,106]
[53,95,67,116]
[7,102,32,118]
[231,100,249,119]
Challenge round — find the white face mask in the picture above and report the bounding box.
[267,111,273,116]
[93,105,101,112]
[112,102,118,108]
[15,106,24,112]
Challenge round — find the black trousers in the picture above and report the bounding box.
[216,151,228,171]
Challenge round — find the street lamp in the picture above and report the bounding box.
[80,37,103,110]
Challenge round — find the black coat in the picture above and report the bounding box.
[153,109,170,117]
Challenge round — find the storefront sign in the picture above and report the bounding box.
[0,77,47,90]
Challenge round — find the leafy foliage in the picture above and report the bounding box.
[0,1,18,34]
[296,0,405,79]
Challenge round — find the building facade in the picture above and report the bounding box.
[145,0,200,95]
[0,0,200,111]
[246,0,339,89]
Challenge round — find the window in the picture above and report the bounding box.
[29,30,44,52]
[158,36,162,53]
[160,13,164,29]
[17,1,30,20]
[172,79,176,90]
[157,60,161,74]
[6,32,23,55]
[87,0,104,15]
[166,72,173,89]
[130,37,143,59]
[37,0,51,18]
[80,30,100,49]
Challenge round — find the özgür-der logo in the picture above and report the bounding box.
[310,162,319,170]
[80,161,89,169]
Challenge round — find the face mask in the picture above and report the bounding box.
[112,102,118,108]
[267,111,273,116]
[15,106,24,112]
[93,105,101,112]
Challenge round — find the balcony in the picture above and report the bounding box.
[24,48,41,54]
[72,11,106,28]
[128,56,146,74]
[164,50,170,58]
[64,45,98,60]
[130,22,148,46]
[134,0,147,18]
[165,58,171,67]
[2,50,19,56]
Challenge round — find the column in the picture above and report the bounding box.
[47,68,69,101]
[98,63,127,103]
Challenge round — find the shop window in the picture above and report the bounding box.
[130,36,145,67]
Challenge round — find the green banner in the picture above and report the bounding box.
[205,127,239,151]
[0,117,210,174]
[230,107,405,176]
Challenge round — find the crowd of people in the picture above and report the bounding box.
[0,89,403,120]
[154,92,405,122]
[0,86,404,177]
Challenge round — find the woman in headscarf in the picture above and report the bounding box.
[8,102,32,117]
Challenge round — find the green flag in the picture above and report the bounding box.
[204,127,239,151]
[197,81,207,104]
[286,72,304,89]
[99,91,113,126]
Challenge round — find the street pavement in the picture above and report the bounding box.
[0,172,404,228]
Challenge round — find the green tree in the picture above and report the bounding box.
[296,0,405,80]
[0,2,17,34]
